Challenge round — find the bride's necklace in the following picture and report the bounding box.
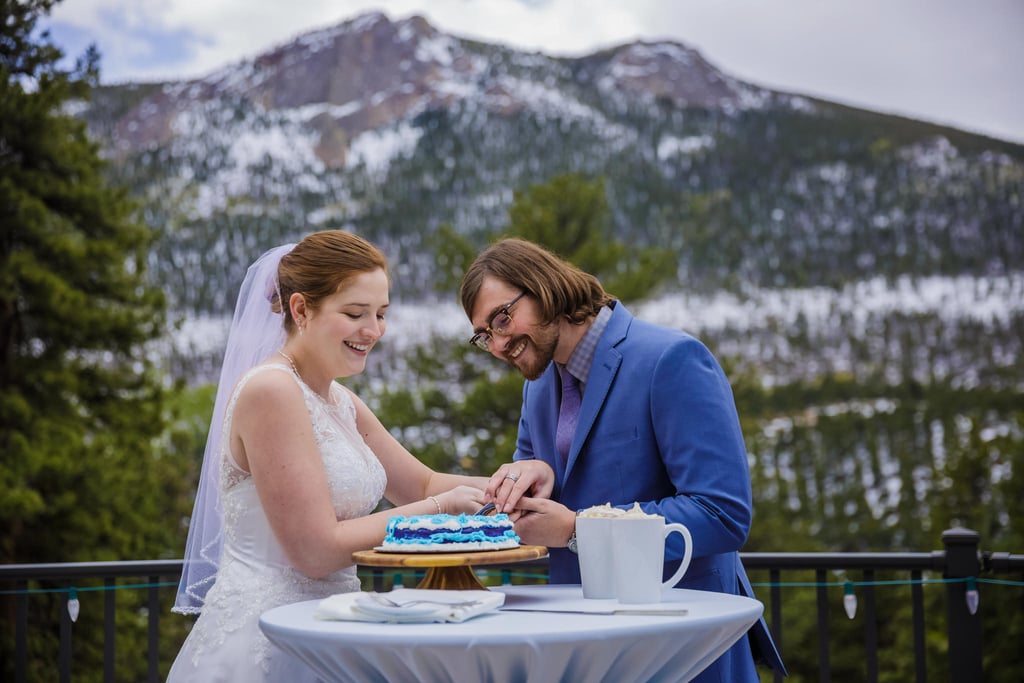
[277,350,336,406]
[277,350,300,376]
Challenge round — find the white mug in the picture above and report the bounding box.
[575,516,618,599]
[610,517,693,603]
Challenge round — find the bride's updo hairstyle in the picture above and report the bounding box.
[271,230,388,333]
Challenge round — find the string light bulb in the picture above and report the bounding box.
[965,577,979,615]
[843,581,857,619]
[67,588,80,623]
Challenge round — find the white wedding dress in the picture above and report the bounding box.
[168,364,387,682]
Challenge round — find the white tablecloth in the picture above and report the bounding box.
[259,584,763,683]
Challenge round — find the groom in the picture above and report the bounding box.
[461,238,786,681]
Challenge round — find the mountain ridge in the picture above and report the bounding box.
[80,10,1023,326]
[98,11,809,168]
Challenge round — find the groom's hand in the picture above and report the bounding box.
[486,460,555,514]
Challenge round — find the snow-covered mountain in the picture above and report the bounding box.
[83,11,1024,392]
[102,12,783,167]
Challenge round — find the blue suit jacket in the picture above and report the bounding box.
[514,303,786,680]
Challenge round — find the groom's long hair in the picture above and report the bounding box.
[460,238,614,326]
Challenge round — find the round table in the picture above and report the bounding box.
[260,584,764,683]
[353,545,547,590]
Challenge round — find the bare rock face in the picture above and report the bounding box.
[241,14,449,111]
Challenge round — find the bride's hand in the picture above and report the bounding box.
[437,486,488,515]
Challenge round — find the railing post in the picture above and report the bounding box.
[104,577,116,683]
[148,578,160,683]
[59,589,72,683]
[16,580,28,683]
[942,528,981,683]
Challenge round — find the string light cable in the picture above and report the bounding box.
[1,574,1020,622]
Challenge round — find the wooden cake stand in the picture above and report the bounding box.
[353,545,548,590]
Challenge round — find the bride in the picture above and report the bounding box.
[168,230,490,681]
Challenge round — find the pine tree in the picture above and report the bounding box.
[506,173,678,302]
[1,2,191,679]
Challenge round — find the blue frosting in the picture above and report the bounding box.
[383,513,520,546]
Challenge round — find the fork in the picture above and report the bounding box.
[367,593,482,609]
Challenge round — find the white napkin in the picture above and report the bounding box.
[315,588,505,624]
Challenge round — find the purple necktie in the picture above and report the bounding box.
[555,364,582,463]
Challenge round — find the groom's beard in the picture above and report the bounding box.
[505,323,560,381]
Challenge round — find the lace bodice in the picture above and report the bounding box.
[168,363,387,681]
[219,363,387,532]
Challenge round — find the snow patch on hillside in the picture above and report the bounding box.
[346,122,423,176]
[172,273,1024,376]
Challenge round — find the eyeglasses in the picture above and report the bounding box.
[469,291,527,351]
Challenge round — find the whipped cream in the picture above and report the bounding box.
[578,502,658,518]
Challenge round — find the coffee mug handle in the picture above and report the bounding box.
[661,523,693,589]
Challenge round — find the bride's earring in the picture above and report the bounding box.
[290,294,307,336]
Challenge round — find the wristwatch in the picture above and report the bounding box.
[567,511,580,554]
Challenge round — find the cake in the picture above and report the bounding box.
[381,513,520,551]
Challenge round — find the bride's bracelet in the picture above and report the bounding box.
[428,495,443,515]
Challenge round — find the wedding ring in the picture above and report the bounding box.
[504,472,520,482]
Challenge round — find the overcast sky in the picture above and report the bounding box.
[45,0,1024,144]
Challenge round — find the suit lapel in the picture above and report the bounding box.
[563,304,630,478]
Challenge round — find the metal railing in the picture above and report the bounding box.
[2,528,1022,683]
[740,528,1024,683]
